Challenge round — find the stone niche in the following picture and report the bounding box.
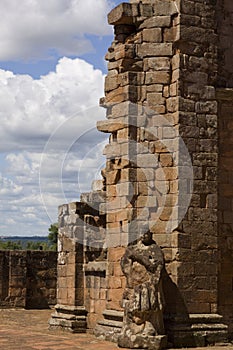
[50,0,233,348]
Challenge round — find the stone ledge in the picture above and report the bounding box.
[52,304,87,315]
[94,309,124,343]
[49,304,87,333]
[103,309,124,319]
[97,119,127,133]
[165,314,229,347]
[108,3,138,25]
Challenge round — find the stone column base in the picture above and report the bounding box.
[118,334,167,350]
[165,314,229,347]
[94,309,124,343]
[49,304,87,333]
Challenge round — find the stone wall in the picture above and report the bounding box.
[50,0,233,347]
[49,183,107,332]
[98,0,219,320]
[0,250,57,308]
[217,88,233,336]
[217,0,233,87]
[172,0,219,316]
[97,1,182,326]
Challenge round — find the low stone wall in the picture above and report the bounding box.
[0,250,57,308]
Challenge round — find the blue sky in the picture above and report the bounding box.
[0,0,127,237]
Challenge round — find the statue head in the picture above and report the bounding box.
[141,230,154,246]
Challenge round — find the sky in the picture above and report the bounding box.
[0,0,127,237]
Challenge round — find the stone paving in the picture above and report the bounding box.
[0,308,233,350]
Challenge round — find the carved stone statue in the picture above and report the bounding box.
[118,231,167,349]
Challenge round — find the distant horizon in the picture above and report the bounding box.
[0,235,48,239]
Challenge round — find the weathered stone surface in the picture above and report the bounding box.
[137,43,173,57]
[152,0,178,16]
[0,251,57,309]
[48,0,233,346]
[139,16,171,29]
[142,28,162,42]
[118,231,166,349]
[97,117,130,133]
[108,3,138,25]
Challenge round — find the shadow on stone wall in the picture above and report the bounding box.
[0,250,57,309]
[162,269,196,347]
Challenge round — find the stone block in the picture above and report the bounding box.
[105,86,137,104]
[137,153,159,168]
[196,101,218,114]
[97,118,127,133]
[156,167,178,181]
[105,75,119,92]
[152,0,178,16]
[142,28,162,42]
[108,3,138,25]
[179,97,195,112]
[166,96,178,112]
[118,71,145,86]
[151,220,169,234]
[62,238,76,252]
[108,288,124,303]
[164,26,180,42]
[146,71,170,84]
[94,299,106,316]
[147,92,166,106]
[108,247,125,262]
[106,170,120,185]
[172,68,180,83]
[91,180,104,192]
[137,43,173,57]
[57,288,68,303]
[139,3,153,17]
[139,16,171,29]
[107,184,117,198]
[115,44,136,61]
[159,153,173,167]
[137,195,158,208]
[117,128,130,142]
[144,57,171,72]
[107,300,124,311]
[109,276,122,289]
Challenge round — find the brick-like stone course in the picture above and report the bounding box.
[49,0,233,346]
[0,250,57,308]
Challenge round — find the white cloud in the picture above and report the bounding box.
[0,0,113,61]
[0,57,108,236]
[0,57,105,152]
[0,173,23,196]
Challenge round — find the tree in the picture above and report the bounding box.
[48,223,58,251]
[0,240,23,250]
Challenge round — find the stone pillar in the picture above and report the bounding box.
[49,182,106,333]
[49,202,87,332]
[95,0,229,346]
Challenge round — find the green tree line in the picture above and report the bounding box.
[0,223,58,251]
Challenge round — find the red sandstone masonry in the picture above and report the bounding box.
[0,250,57,308]
[50,0,233,346]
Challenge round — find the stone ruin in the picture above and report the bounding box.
[0,251,57,309]
[49,0,233,348]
